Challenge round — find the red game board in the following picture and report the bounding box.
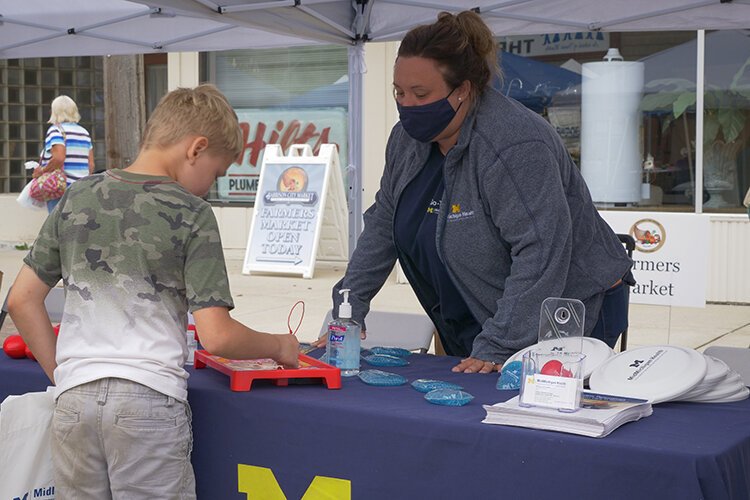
[194,350,341,392]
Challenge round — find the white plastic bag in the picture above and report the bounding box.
[0,387,56,500]
[17,180,47,210]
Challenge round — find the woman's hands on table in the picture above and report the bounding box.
[452,357,499,374]
[311,332,499,375]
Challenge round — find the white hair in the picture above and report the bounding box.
[48,95,81,124]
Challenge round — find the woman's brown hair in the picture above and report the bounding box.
[398,11,500,101]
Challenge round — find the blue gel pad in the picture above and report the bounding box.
[368,346,413,358]
[363,354,409,367]
[497,361,523,390]
[358,369,408,386]
[410,379,463,393]
[424,388,474,407]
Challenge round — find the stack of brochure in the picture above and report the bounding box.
[482,392,653,438]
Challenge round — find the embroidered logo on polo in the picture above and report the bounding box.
[426,198,441,215]
[446,202,475,222]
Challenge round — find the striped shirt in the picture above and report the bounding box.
[42,122,92,182]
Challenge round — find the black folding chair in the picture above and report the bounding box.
[616,234,635,351]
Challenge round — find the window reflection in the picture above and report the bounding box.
[703,31,750,211]
[638,33,697,209]
[204,46,349,204]
[498,31,750,213]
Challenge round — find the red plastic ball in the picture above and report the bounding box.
[3,335,28,359]
[540,359,563,376]
[24,345,37,361]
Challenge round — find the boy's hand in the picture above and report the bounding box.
[277,334,300,369]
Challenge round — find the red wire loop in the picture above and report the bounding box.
[287,300,305,336]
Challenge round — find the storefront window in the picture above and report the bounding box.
[702,30,750,212]
[0,56,105,193]
[204,46,348,204]
[497,31,750,213]
[636,32,697,211]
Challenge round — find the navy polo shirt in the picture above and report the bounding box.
[394,144,482,357]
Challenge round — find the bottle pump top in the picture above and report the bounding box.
[338,289,352,319]
[603,48,624,62]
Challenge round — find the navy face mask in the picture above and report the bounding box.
[397,88,460,143]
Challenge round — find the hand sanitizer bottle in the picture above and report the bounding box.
[325,289,361,376]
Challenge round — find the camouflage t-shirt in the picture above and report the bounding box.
[25,169,233,401]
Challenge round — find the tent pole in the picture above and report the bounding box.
[298,6,356,38]
[69,32,158,50]
[380,0,471,9]
[481,0,533,11]
[695,29,705,215]
[158,25,237,49]
[189,0,222,11]
[347,42,366,256]
[0,33,67,53]
[220,0,337,13]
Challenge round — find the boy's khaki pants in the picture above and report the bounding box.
[52,377,195,500]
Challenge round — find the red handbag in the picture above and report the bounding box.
[29,169,67,202]
[30,124,68,202]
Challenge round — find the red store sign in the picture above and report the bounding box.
[218,108,347,202]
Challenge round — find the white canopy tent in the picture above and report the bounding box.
[3,0,750,250]
[4,1,750,55]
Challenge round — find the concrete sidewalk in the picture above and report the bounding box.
[1,246,748,352]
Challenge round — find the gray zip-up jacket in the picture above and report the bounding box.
[334,88,632,363]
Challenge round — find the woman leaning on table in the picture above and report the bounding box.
[330,10,634,374]
[33,95,95,212]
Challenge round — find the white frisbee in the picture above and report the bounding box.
[678,355,732,399]
[680,372,747,403]
[701,355,732,384]
[683,385,749,403]
[588,345,707,404]
[699,385,750,403]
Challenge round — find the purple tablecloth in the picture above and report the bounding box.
[2,352,749,499]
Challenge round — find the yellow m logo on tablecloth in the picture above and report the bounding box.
[238,464,351,499]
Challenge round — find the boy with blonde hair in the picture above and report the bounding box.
[8,84,299,499]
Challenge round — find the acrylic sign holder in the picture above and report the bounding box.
[519,297,586,411]
[194,350,342,392]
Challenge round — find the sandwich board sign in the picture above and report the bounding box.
[242,144,348,279]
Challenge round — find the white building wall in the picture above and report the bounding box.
[707,215,750,303]
[362,42,400,210]
[167,52,200,90]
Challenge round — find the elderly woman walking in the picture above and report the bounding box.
[32,95,94,212]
